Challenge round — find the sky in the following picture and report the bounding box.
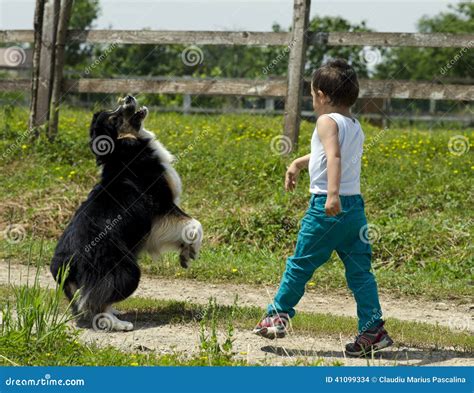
[0,0,464,32]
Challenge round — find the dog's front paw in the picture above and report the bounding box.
[179,251,190,269]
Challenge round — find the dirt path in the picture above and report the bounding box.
[2,263,471,331]
[1,263,473,366]
[80,321,472,366]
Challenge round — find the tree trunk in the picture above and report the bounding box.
[48,0,74,140]
[28,0,46,136]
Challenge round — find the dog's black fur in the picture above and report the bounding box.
[50,98,200,330]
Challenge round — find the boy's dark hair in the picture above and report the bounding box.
[311,58,359,107]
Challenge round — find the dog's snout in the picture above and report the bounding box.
[125,95,134,103]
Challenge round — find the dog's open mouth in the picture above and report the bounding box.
[115,95,148,137]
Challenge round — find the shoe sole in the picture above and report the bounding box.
[253,326,286,340]
[346,336,394,357]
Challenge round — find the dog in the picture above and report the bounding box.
[50,96,202,331]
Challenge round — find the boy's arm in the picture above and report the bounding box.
[285,154,310,191]
[317,116,341,216]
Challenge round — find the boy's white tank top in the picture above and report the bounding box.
[308,113,364,196]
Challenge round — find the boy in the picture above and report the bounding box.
[253,59,393,356]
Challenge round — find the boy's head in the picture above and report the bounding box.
[311,59,359,112]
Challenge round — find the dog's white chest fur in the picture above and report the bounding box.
[138,127,202,263]
[138,128,182,204]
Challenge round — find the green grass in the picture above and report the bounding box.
[0,106,473,299]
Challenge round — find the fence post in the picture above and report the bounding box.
[34,0,59,130]
[283,0,311,153]
[265,97,274,112]
[28,0,46,135]
[183,94,192,115]
[48,0,74,140]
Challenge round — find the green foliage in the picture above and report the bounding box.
[65,0,101,71]
[375,2,474,80]
[0,262,77,365]
[198,298,237,365]
[306,16,374,78]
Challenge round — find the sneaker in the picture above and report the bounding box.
[253,313,290,339]
[345,321,394,357]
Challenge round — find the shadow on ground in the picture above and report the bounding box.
[261,345,474,366]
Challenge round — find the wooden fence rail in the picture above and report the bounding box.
[1,30,473,48]
[2,78,472,101]
[0,0,473,149]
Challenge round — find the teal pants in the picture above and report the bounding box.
[268,194,383,333]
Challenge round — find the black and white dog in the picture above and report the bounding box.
[50,96,202,331]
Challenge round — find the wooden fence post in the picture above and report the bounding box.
[265,97,274,112]
[183,94,192,115]
[48,0,74,140]
[28,0,46,135]
[283,0,311,153]
[34,0,59,130]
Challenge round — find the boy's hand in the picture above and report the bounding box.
[285,163,300,191]
[325,194,341,216]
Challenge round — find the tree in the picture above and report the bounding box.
[375,2,473,81]
[306,16,374,78]
[65,0,100,71]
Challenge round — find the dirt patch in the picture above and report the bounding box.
[80,317,472,366]
[1,262,473,366]
[2,263,471,332]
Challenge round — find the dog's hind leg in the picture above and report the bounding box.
[77,259,140,332]
[145,210,203,268]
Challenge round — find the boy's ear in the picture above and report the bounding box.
[317,90,328,103]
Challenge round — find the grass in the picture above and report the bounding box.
[0,106,473,300]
